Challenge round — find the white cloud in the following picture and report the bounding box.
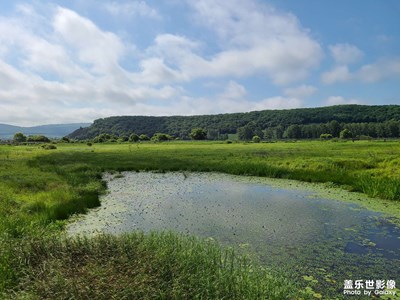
[104,1,160,19]
[219,81,247,100]
[255,97,303,110]
[329,43,363,64]
[321,65,352,84]
[325,96,361,106]
[322,58,400,84]
[284,85,317,98]
[53,7,126,74]
[150,0,323,85]
[357,58,400,82]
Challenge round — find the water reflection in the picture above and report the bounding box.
[67,172,400,295]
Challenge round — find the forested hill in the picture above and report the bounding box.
[68,105,400,140]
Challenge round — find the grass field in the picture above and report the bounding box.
[1,140,399,299]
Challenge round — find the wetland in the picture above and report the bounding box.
[2,141,400,299]
[68,171,400,297]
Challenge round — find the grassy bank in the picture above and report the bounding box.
[1,140,399,298]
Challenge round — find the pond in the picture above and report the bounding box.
[67,172,400,298]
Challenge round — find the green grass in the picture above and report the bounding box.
[1,140,400,299]
[4,232,307,300]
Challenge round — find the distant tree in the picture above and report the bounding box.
[385,120,400,138]
[13,132,27,143]
[252,135,261,143]
[340,129,353,139]
[129,133,139,142]
[139,134,150,141]
[328,120,341,137]
[93,133,115,143]
[119,135,129,142]
[190,128,207,140]
[285,125,302,139]
[61,136,70,143]
[151,133,172,141]
[272,125,285,139]
[237,126,254,140]
[206,129,220,140]
[320,133,333,140]
[27,135,50,143]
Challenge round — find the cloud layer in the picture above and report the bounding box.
[0,1,398,126]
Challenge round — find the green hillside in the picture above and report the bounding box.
[67,105,400,140]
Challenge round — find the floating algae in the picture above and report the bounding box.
[67,172,400,298]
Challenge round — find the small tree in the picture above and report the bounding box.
[237,126,254,140]
[320,133,333,140]
[27,135,50,143]
[252,135,261,143]
[119,135,129,142]
[190,128,207,140]
[340,129,352,139]
[129,133,139,142]
[93,133,113,143]
[139,134,150,141]
[151,133,172,142]
[13,132,27,143]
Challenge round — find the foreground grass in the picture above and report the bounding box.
[4,232,307,300]
[1,140,399,298]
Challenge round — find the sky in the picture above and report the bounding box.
[0,0,399,126]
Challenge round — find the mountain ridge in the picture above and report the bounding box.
[0,123,91,139]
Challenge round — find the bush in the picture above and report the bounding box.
[151,133,173,142]
[139,134,150,141]
[190,128,207,140]
[13,132,27,143]
[252,135,261,143]
[41,144,57,150]
[320,133,333,140]
[129,133,139,143]
[358,135,372,141]
[27,135,50,143]
[93,133,118,143]
[340,129,352,139]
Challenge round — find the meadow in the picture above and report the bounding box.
[1,140,399,299]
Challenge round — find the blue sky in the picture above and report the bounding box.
[0,0,399,126]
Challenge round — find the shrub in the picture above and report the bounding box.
[13,132,27,143]
[151,133,173,142]
[252,135,261,143]
[190,128,207,140]
[129,133,139,143]
[139,134,149,141]
[340,129,352,139]
[27,135,50,143]
[320,133,333,140]
[41,144,57,150]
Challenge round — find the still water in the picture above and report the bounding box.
[68,172,400,296]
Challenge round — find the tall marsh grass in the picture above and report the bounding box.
[3,232,309,299]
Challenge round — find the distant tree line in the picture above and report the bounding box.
[67,105,400,141]
[261,120,400,140]
[13,133,51,143]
